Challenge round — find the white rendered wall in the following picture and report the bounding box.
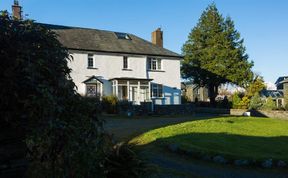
[148,58,181,105]
[68,51,181,105]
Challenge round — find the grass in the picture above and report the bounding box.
[131,116,288,161]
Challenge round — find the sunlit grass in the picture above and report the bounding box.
[131,117,288,161]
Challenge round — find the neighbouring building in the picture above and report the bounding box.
[181,82,209,102]
[260,76,288,108]
[11,2,182,105]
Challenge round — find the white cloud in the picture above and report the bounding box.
[265,82,276,90]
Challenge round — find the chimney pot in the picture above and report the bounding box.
[152,28,163,48]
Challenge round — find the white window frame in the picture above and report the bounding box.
[123,56,128,69]
[151,83,163,98]
[148,57,162,70]
[87,54,95,68]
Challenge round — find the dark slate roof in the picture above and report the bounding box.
[40,23,182,58]
[275,76,288,85]
[260,90,283,99]
[83,76,103,84]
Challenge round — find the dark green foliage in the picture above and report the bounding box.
[104,143,152,178]
[249,93,264,110]
[216,96,229,108]
[261,96,276,110]
[102,95,118,114]
[181,95,189,104]
[0,12,149,178]
[182,4,253,105]
[0,12,106,177]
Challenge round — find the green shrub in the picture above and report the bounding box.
[102,95,118,114]
[249,93,263,110]
[238,96,250,109]
[261,96,276,110]
[232,93,241,109]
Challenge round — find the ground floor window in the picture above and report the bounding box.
[111,79,151,104]
[151,83,163,98]
[86,84,101,97]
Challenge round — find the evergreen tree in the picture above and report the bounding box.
[232,93,241,109]
[182,4,253,105]
[261,96,276,110]
[249,93,263,110]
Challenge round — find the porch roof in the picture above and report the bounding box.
[109,77,153,81]
[83,75,103,84]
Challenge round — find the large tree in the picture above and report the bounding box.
[182,4,253,105]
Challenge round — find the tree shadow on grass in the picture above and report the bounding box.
[105,115,226,142]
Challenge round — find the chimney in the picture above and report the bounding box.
[12,0,22,20]
[152,28,163,48]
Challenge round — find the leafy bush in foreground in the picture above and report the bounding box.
[0,11,149,178]
[0,12,106,177]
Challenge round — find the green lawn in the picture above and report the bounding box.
[131,117,288,161]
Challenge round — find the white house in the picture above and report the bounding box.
[43,24,182,105]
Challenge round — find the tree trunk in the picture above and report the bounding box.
[208,84,218,107]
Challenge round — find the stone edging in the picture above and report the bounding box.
[167,144,287,169]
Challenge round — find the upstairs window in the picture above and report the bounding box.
[148,57,161,70]
[151,83,163,98]
[87,54,94,68]
[123,56,128,69]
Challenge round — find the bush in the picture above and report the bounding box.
[82,97,102,113]
[0,13,106,177]
[232,93,241,109]
[249,93,264,110]
[216,96,229,108]
[181,95,189,104]
[238,96,250,109]
[102,95,118,114]
[261,96,276,110]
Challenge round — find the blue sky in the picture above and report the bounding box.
[1,0,288,84]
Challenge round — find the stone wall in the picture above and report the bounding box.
[117,102,288,119]
[258,110,288,119]
[154,103,196,115]
[117,102,197,116]
[194,107,230,114]
[197,108,288,120]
